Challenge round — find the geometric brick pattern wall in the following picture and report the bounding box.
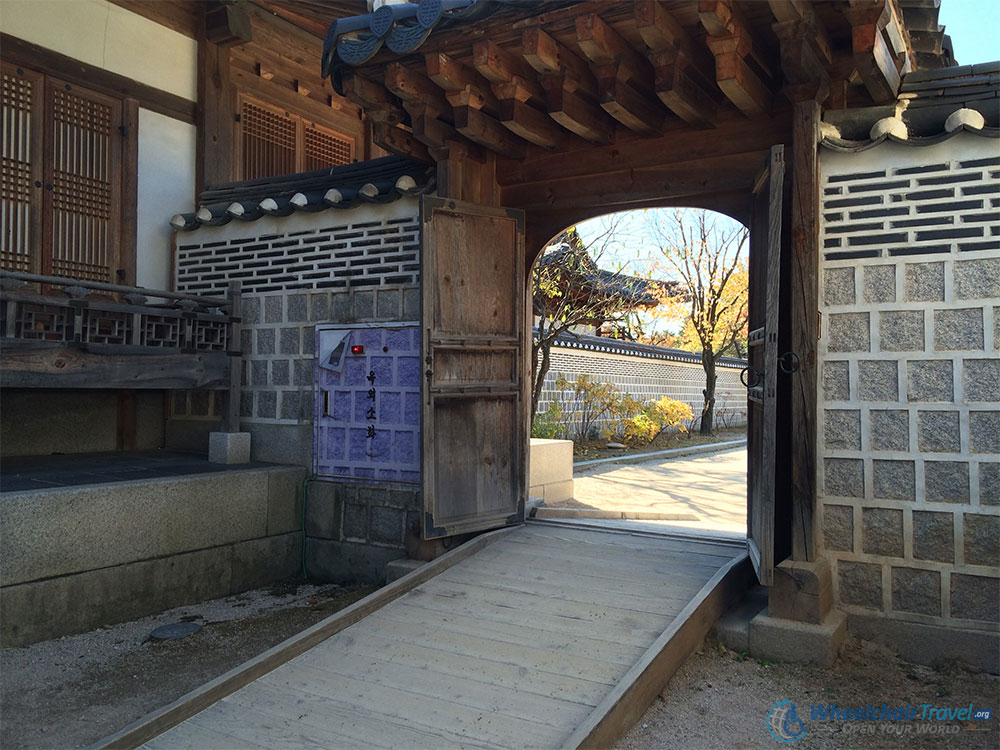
[175,212,419,296]
[818,136,1000,632]
[538,347,748,431]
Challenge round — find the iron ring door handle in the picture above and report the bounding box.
[778,351,801,374]
[740,366,762,389]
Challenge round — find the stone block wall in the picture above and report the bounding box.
[817,135,999,641]
[304,480,419,584]
[168,199,420,466]
[167,199,422,583]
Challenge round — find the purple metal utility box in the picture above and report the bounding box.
[314,323,421,483]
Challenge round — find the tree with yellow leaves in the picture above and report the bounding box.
[647,209,748,435]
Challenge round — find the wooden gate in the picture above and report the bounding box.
[746,145,784,586]
[421,197,528,539]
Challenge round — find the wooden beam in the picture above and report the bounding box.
[772,20,831,102]
[522,27,598,99]
[452,106,526,159]
[501,150,764,212]
[497,98,567,149]
[0,344,231,390]
[425,52,499,116]
[650,49,717,128]
[635,1,715,83]
[575,13,666,135]
[767,0,833,64]
[593,65,664,135]
[340,70,406,127]
[542,79,616,144]
[699,0,775,118]
[371,122,432,163]
[845,1,900,103]
[385,63,451,114]
[473,40,543,103]
[522,28,616,144]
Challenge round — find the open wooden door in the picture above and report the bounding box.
[746,145,784,586]
[421,196,528,539]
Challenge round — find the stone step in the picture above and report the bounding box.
[713,584,768,653]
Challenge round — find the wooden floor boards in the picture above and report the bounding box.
[134,523,746,750]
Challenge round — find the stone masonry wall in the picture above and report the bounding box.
[817,135,999,636]
[168,200,420,466]
[167,200,421,582]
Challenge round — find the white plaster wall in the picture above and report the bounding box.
[0,0,197,101]
[136,109,196,290]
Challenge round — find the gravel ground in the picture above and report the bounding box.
[3,578,996,750]
[0,580,375,750]
[617,634,999,750]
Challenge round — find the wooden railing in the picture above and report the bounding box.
[0,271,243,431]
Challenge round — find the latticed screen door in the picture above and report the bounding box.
[1,64,42,274]
[1,63,123,283]
[238,94,355,180]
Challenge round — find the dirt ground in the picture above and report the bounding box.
[3,577,997,750]
[617,634,999,750]
[0,580,375,750]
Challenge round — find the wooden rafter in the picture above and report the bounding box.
[635,2,718,128]
[698,0,773,119]
[371,122,432,163]
[423,52,529,158]
[522,28,616,144]
[844,0,901,104]
[472,41,567,149]
[574,13,665,135]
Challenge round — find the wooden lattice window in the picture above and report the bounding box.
[238,94,355,180]
[1,63,125,283]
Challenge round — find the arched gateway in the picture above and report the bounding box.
[315,0,903,612]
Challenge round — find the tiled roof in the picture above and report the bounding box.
[821,61,1000,151]
[170,155,434,232]
[321,0,504,80]
[546,330,746,369]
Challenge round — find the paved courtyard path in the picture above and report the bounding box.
[546,447,748,536]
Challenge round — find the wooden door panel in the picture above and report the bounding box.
[1,64,44,275]
[430,209,517,336]
[422,197,527,539]
[747,144,784,586]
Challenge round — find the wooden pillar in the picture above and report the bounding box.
[788,97,820,563]
[196,38,235,194]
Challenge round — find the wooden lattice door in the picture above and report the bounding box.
[1,64,124,283]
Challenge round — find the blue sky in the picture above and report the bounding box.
[939,0,998,65]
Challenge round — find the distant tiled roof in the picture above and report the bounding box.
[536,243,663,307]
[171,155,434,232]
[546,330,746,369]
[821,61,1000,151]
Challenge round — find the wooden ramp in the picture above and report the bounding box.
[103,523,749,750]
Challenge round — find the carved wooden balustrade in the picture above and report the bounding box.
[0,271,243,429]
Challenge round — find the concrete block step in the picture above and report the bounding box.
[385,558,426,583]
[714,584,768,653]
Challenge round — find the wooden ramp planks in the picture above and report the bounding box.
[117,523,747,750]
